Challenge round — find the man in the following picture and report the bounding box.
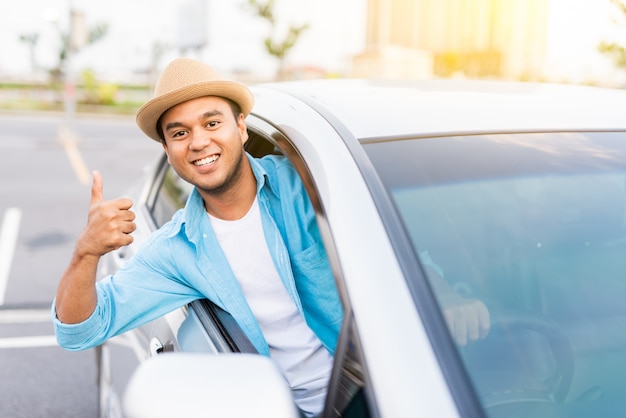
[53,58,489,417]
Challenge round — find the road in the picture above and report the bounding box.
[0,111,161,417]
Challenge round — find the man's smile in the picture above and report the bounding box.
[193,154,219,166]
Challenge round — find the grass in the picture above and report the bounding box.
[0,85,147,116]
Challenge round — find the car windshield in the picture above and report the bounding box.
[365,132,626,417]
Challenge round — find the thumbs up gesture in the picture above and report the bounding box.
[76,171,137,258]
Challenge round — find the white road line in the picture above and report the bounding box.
[59,125,91,185]
[0,309,58,349]
[0,309,51,324]
[0,335,58,349]
[0,208,22,305]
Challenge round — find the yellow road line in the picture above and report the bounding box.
[59,125,91,185]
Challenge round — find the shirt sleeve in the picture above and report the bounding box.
[52,247,203,351]
[52,289,119,351]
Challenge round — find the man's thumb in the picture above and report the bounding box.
[90,171,104,204]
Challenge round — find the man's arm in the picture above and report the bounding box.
[55,171,136,324]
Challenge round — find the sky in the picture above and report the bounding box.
[0,0,624,85]
[0,0,367,82]
[545,0,625,85]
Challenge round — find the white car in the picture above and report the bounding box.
[98,78,626,418]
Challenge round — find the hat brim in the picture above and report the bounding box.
[136,80,254,142]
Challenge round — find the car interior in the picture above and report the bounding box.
[359,130,626,417]
[400,168,626,417]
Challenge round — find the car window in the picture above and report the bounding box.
[324,315,372,418]
[151,165,192,228]
[365,131,626,417]
[252,121,369,418]
[147,123,358,415]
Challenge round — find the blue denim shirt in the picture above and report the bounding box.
[53,154,344,356]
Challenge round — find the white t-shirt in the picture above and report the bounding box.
[208,198,333,417]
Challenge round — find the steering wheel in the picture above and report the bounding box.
[460,308,574,407]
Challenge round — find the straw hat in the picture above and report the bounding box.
[136,58,255,142]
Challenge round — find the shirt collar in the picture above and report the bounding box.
[167,153,277,240]
[248,153,278,198]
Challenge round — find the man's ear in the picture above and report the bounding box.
[238,113,249,145]
[161,141,171,164]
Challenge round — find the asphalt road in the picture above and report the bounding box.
[0,111,161,417]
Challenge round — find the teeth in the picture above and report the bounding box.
[194,155,218,166]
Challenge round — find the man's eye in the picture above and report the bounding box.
[207,121,219,128]
[171,131,186,138]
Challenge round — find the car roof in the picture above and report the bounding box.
[256,79,626,140]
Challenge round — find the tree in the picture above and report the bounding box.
[18,33,40,72]
[50,18,109,86]
[598,0,626,69]
[247,0,309,79]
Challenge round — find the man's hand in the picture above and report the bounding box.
[439,292,490,346]
[75,171,136,258]
[55,171,136,324]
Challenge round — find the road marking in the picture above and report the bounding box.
[0,309,59,349]
[0,208,22,305]
[0,309,51,324]
[0,335,58,349]
[59,125,91,185]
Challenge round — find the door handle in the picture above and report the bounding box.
[149,337,175,356]
[149,337,164,356]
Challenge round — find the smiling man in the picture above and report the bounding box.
[52,58,489,418]
[159,96,256,220]
[53,58,343,417]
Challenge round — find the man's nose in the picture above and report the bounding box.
[189,128,211,150]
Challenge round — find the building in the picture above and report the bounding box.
[353,0,550,80]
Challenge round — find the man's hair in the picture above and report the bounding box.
[157,97,243,144]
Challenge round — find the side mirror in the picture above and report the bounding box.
[123,353,300,418]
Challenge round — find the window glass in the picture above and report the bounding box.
[151,167,192,228]
[365,132,626,417]
[329,319,371,418]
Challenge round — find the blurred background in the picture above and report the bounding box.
[1,1,626,416]
[1,0,626,115]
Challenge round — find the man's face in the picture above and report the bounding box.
[160,96,249,197]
